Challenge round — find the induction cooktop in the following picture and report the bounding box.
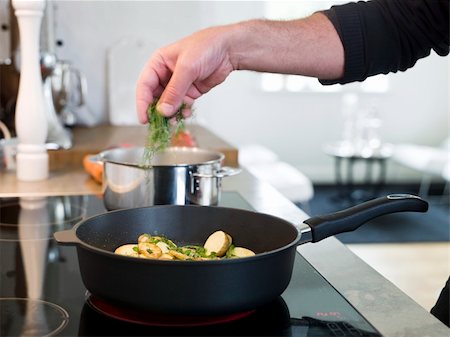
[0,193,381,336]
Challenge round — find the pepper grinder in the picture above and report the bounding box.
[12,0,49,181]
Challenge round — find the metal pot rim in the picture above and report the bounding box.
[98,146,225,168]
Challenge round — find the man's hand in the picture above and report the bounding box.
[135,25,236,123]
[136,13,344,124]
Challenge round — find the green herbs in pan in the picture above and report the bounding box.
[141,100,186,166]
[114,231,256,260]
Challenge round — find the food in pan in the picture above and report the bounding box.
[114,230,255,260]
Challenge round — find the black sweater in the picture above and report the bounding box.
[321,0,449,84]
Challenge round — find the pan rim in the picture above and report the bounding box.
[70,205,302,265]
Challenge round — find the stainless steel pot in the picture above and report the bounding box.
[94,147,241,210]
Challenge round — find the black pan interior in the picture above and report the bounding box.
[76,205,299,255]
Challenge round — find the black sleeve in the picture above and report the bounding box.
[320,0,450,85]
[430,276,450,327]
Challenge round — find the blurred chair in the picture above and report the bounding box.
[392,138,450,197]
[239,144,314,211]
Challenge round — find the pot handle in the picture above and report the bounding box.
[302,194,428,243]
[191,167,242,178]
[53,229,81,246]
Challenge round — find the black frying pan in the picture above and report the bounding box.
[54,194,427,316]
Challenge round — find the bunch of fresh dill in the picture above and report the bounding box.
[141,100,186,166]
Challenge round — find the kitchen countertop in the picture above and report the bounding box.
[0,127,448,336]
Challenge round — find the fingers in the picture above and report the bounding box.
[166,96,195,125]
[156,61,197,117]
[136,86,153,124]
[136,53,200,122]
[135,55,169,123]
[136,74,156,123]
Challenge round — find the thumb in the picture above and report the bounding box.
[158,64,195,117]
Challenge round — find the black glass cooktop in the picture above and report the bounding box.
[0,193,381,336]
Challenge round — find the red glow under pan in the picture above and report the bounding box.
[86,295,255,327]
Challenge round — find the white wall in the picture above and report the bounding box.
[53,1,449,183]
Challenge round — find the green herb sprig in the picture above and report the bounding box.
[142,100,187,166]
[225,245,236,259]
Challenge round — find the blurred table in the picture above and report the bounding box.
[323,141,394,203]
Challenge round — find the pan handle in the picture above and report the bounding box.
[302,194,428,243]
[53,228,81,246]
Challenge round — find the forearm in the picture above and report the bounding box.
[227,12,344,81]
[135,11,345,121]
